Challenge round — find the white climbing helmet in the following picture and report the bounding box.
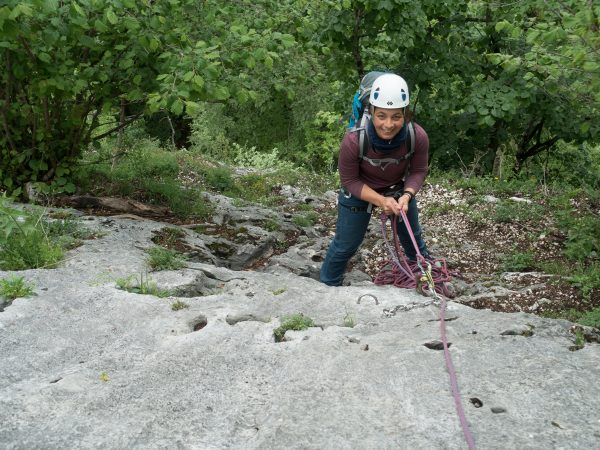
[369,73,410,109]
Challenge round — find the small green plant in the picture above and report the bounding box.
[146,247,187,271]
[263,219,281,232]
[463,206,489,227]
[273,313,315,342]
[342,311,356,328]
[44,217,98,249]
[272,288,286,296]
[492,200,543,223]
[202,166,237,193]
[0,276,35,302]
[296,203,315,212]
[116,273,173,298]
[171,300,190,311]
[499,250,536,272]
[293,211,319,227]
[578,308,600,329]
[541,307,600,329]
[567,263,600,301]
[423,203,453,218]
[563,215,600,262]
[572,330,586,350]
[0,203,64,270]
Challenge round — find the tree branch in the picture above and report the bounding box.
[91,111,144,142]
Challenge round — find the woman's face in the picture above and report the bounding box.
[372,107,405,140]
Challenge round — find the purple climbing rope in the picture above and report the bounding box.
[377,210,477,450]
[374,212,454,297]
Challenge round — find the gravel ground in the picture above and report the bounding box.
[348,183,599,319]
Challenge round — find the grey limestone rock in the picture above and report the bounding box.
[0,214,598,450]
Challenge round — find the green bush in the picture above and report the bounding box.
[452,174,539,196]
[201,166,237,193]
[299,110,345,172]
[233,144,295,172]
[189,103,235,161]
[76,141,211,220]
[563,216,600,262]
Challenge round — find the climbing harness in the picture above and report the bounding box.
[377,210,477,450]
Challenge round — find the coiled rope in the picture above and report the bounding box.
[376,210,477,450]
[374,212,454,296]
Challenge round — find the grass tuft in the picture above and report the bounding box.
[273,313,314,342]
[146,247,187,271]
[0,276,35,303]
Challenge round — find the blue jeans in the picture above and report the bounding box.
[320,189,429,286]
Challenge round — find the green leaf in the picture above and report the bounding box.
[94,19,109,33]
[235,89,249,103]
[264,55,273,70]
[183,100,199,114]
[106,9,118,25]
[495,20,510,33]
[192,75,204,89]
[580,122,590,134]
[72,3,85,17]
[183,71,194,82]
[149,38,160,51]
[38,53,51,63]
[212,86,230,101]
[171,98,184,115]
[245,56,256,69]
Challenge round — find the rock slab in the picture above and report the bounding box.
[0,216,599,450]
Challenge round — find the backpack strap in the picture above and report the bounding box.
[357,112,371,162]
[403,121,416,179]
[406,121,415,159]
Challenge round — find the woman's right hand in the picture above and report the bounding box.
[381,196,403,216]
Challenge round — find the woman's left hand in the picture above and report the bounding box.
[397,193,411,213]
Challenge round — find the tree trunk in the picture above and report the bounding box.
[352,8,365,81]
[487,120,503,176]
[514,119,560,174]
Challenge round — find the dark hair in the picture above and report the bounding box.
[370,106,414,122]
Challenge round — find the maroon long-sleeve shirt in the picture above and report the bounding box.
[339,122,429,198]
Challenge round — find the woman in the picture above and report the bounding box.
[320,73,430,286]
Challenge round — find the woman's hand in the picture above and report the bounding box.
[382,192,412,215]
[381,196,403,216]
[397,193,412,213]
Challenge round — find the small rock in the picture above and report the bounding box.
[491,407,507,414]
[509,196,533,204]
